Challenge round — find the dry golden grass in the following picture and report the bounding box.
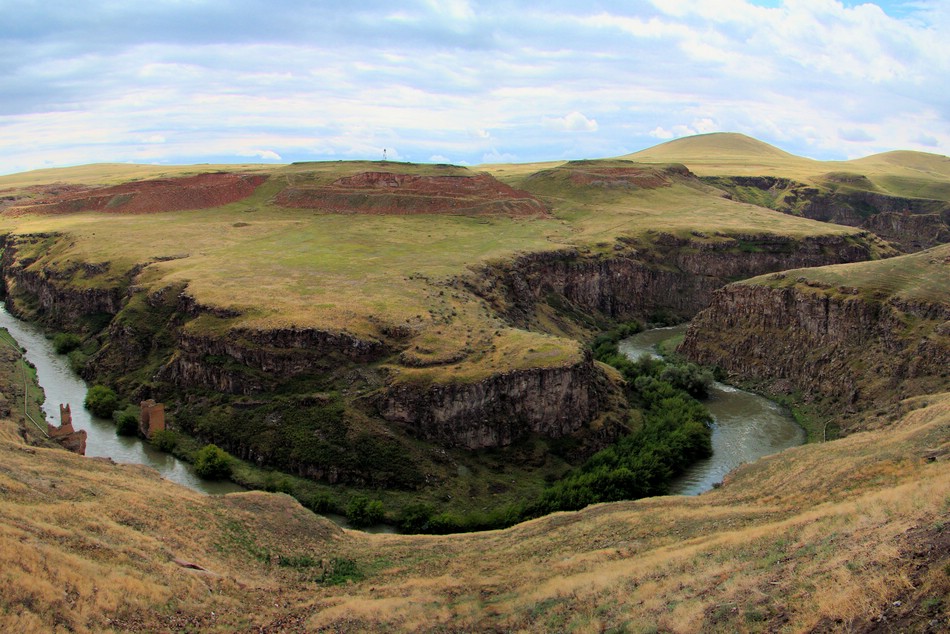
[624,132,950,200]
[0,162,276,188]
[2,390,947,632]
[753,242,950,305]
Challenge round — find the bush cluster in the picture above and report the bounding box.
[115,411,139,436]
[53,333,82,355]
[84,385,118,419]
[194,444,232,480]
[346,496,385,528]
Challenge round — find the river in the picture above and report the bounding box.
[0,305,243,495]
[618,325,804,495]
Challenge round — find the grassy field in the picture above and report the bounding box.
[751,242,950,305]
[0,152,871,385]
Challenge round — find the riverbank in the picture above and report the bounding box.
[0,306,243,495]
[619,325,804,494]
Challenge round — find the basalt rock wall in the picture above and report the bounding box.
[380,352,605,449]
[161,325,389,396]
[473,234,878,329]
[680,282,950,431]
[0,235,125,325]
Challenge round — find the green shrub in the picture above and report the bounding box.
[53,333,82,355]
[151,429,179,452]
[346,496,385,528]
[115,411,139,436]
[84,385,119,419]
[397,503,434,533]
[318,557,363,585]
[194,444,232,480]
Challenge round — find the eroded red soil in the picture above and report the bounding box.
[275,172,549,216]
[567,165,688,188]
[3,173,267,216]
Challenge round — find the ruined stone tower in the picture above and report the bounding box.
[139,400,166,438]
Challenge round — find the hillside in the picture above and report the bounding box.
[2,382,947,631]
[628,134,950,251]
[681,243,950,437]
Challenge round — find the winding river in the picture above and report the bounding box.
[619,325,804,495]
[2,300,802,507]
[0,305,243,495]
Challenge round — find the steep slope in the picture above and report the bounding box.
[2,390,946,632]
[681,243,950,437]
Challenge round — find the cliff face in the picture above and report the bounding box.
[380,353,603,449]
[680,281,950,432]
[474,233,878,329]
[706,176,950,252]
[162,325,389,395]
[0,235,125,325]
[0,229,887,462]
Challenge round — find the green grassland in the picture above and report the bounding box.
[750,242,950,305]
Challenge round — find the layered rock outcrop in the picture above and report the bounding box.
[381,352,602,449]
[706,175,950,251]
[276,172,548,216]
[0,234,124,325]
[7,173,267,216]
[474,233,879,329]
[680,279,950,432]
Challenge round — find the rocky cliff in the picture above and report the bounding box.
[381,351,605,449]
[680,263,950,433]
[705,175,950,251]
[0,234,125,325]
[0,227,891,478]
[471,233,881,332]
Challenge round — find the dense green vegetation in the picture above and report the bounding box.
[178,395,423,489]
[390,323,715,533]
[52,332,82,354]
[115,411,139,436]
[526,324,713,515]
[194,443,233,479]
[84,384,118,419]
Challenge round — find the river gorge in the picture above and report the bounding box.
[619,325,804,495]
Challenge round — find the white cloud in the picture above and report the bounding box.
[543,111,599,132]
[0,1,946,174]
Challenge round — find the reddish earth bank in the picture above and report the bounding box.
[566,164,689,189]
[3,173,267,215]
[275,172,549,216]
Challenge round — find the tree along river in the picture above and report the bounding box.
[0,304,243,495]
[618,325,804,495]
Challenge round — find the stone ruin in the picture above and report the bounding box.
[47,403,87,455]
[139,400,165,438]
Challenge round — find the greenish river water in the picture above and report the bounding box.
[618,325,804,495]
[0,305,244,495]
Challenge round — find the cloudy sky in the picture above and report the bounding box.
[1,0,947,175]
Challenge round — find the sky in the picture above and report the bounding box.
[1,0,948,175]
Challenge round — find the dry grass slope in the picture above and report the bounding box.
[1,390,947,632]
